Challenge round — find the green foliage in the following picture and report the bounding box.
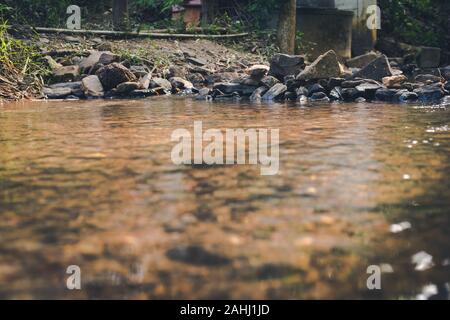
[379,0,444,47]
[245,0,279,29]
[0,21,49,99]
[135,0,182,12]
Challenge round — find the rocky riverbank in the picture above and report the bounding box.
[5,34,450,105]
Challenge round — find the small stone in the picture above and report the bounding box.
[329,87,343,101]
[150,78,172,91]
[341,88,360,102]
[382,75,407,88]
[170,77,193,90]
[116,82,141,94]
[296,86,309,97]
[309,92,329,102]
[249,86,268,101]
[261,76,280,88]
[375,88,399,102]
[307,83,326,96]
[245,64,270,80]
[412,251,434,271]
[81,75,104,98]
[261,83,287,100]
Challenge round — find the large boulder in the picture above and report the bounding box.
[261,83,287,100]
[297,50,343,81]
[346,52,380,69]
[269,54,305,79]
[96,63,137,91]
[352,55,394,81]
[81,75,104,98]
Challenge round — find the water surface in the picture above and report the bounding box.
[0,98,449,299]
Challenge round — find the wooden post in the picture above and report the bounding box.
[277,0,297,54]
[113,0,129,31]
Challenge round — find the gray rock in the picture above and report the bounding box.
[441,66,450,81]
[297,50,342,81]
[307,83,326,96]
[116,82,141,94]
[341,88,361,102]
[260,75,280,88]
[356,82,383,99]
[130,65,149,77]
[187,73,206,85]
[186,57,207,66]
[296,86,309,97]
[262,83,288,101]
[269,53,305,79]
[168,66,187,78]
[96,63,137,91]
[441,96,450,105]
[169,77,194,90]
[43,87,72,99]
[213,82,258,96]
[398,91,418,103]
[139,73,152,89]
[48,81,84,98]
[81,75,104,98]
[341,79,366,88]
[309,92,329,102]
[250,86,268,101]
[417,47,441,69]
[375,88,399,102]
[353,55,394,81]
[284,91,297,100]
[329,87,343,101]
[414,74,443,83]
[150,77,172,91]
[346,52,380,69]
[328,78,345,88]
[52,65,80,82]
[414,84,445,103]
[246,64,270,81]
[98,51,120,65]
[128,89,158,98]
[355,97,367,103]
[239,76,260,87]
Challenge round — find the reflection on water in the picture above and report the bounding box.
[0,98,449,299]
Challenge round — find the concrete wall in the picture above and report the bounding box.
[334,0,378,55]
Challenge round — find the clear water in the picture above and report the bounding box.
[0,98,449,299]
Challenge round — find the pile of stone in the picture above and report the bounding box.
[43,47,450,105]
[199,49,450,105]
[43,50,195,100]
